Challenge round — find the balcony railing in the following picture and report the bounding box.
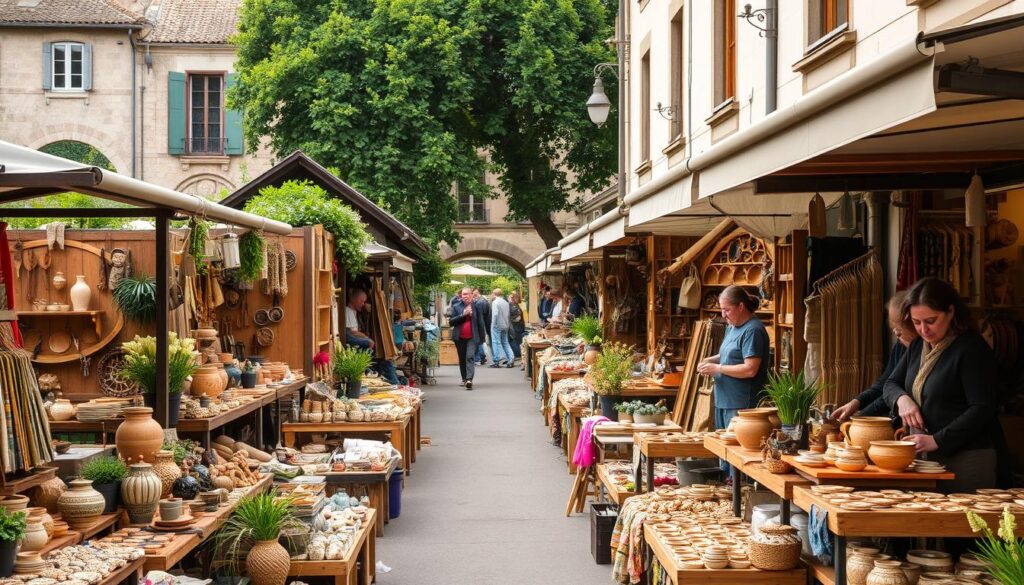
[189,137,225,155]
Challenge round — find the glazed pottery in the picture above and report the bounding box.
[848,552,882,585]
[92,481,121,514]
[158,498,182,522]
[868,441,916,473]
[0,496,28,514]
[172,475,201,501]
[246,539,290,585]
[901,562,922,585]
[224,362,241,386]
[70,275,91,311]
[841,417,896,454]
[52,272,66,291]
[867,560,909,585]
[583,344,602,366]
[241,370,257,389]
[152,450,182,499]
[57,479,105,529]
[190,366,223,398]
[121,463,162,524]
[19,518,46,552]
[32,477,66,514]
[733,409,775,450]
[115,407,164,464]
[47,399,75,422]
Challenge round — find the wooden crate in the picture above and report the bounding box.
[439,340,459,365]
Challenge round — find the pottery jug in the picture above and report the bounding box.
[733,409,775,450]
[48,399,75,422]
[52,272,67,291]
[867,440,916,472]
[19,518,47,552]
[115,407,164,464]
[247,539,290,585]
[848,552,882,585]
[152,450,182,498]
[190,366,223,398]
[121,463,162,524]
[57,479,105,529]
[841,417,896,454]
[0,495,28,514]
[27,508,53,538]
[32,478,65,514]
[69,275,91,311]
[223,362,241,387]
[867,560,910,585]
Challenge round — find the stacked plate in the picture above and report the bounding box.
[795,452,826,468]
[151,514,197,531]
[911,460,947,474]
[76,399,129,421]
[13,552,47,575]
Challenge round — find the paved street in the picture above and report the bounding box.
[375,364,612,584]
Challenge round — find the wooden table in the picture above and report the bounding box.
[644,524,806,585]
[322,458,397,536]
[177,396,267,451]
[264,380,305,450]
[557,394,590,474]
[282,418,412,477]
[635,435,713,493]
[704,435,764,517]
[595,463,634,506]
[544,368,585,425]
[97,556,144,585]
[782,455,954,488]
[527,340,551,392]
[738,461,812,524]
[288,508,377,585]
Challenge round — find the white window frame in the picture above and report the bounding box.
[51,42,85,92]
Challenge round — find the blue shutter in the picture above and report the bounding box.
[167,71,186,155]
[42,42,52,90]
[82,43,92,91]
[224,73,243,155]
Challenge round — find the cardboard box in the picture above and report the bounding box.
[439,340,459,365]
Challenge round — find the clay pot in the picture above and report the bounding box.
[158,498,182,522]
[841,417,896,454]
[190,366,224,398]
[191,327,218,340]
[906,550,953,574]
[246,539,290,585]
[868,441,915,473]
[48,399,75,422]
[152,450,182,499]
[115,407,164,464]
[121,463,162,525]
[901,562,922,585]
[25,508,53,538]
[57,479,106,529]
[32,478,66,514]
[52,272,67,291]
[0,496,28,514]
[212,475,234,491]
[848,552,883,585]
[19,518,47,552]
[733,409,775,450]
[217,353,234,364]
[759,407,782,429]
[583,344,601,366]
[867,560,909,585]
[212,363,228,390]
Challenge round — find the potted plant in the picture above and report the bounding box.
[0,507,25,577]
[332,341,374,399]
[118,333,199,426]
[965,507,1024,585]
[570,314,603,365]
[761,370,824,446]
[589,342,635,419]
[80,456,127,514]
[613,401,634,423]
[632,402,669,425]
[240,360,258,389]
[112,273,157,324]
[415,339,440,369]
[212,492,303,585]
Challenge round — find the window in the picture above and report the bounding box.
[48,42,88,91]
[457,189,486,223]
[640,50,651,165]
[669,9,684,142]
[189,74,224,154]
[714,0,736,106]
[809,0,849,44]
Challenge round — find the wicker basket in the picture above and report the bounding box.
[749,524,802,570]
[763,455,792,474]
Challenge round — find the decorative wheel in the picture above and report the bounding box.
[285,250,297,272]
[97,348,141,398]
[255,327,275,347]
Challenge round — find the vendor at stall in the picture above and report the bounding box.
[539,286,553,324]
[883,277,1001,492]
[832,291,917,421]
[345,289,375,351]
[696,286,770,474]
[564,285,585,319]
[547,290,565,324]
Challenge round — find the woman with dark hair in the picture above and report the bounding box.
[882,277,1000,492]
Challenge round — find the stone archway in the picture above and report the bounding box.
[441,235,534,276]
[28,125,129,174]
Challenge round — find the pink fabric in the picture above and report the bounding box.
[572,415,610,468]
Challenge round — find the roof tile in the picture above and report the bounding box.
[148,0,240,44]
[0,0,144,26]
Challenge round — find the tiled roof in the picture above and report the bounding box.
[148,0,240,44]
[0,0,145,26]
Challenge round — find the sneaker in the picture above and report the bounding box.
[459,380,466,387]
[497,360,508,367]
[488,363,502,368]
[506,361,516,368]
[465,380,473,390]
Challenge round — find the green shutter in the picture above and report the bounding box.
[224,73,243,155]
[167,71,186,155]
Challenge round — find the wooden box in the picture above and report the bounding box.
[439,341,459,365]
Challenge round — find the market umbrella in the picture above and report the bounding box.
[448,280,465,285]
[450,264,497,277]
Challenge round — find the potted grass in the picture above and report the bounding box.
[333,341,374,399]
[80,456,127,514]
[212,492,303,585]
[0,507,26,577]
[589,342,635,419]
[570,315,603,365]
[761,370,823,449]
[118,333,199,426]
[112,273,157,325]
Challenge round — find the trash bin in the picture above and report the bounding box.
[591,503,618,564]
[388,468,404,520]
[675,457,721,486]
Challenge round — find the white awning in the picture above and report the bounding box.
[559,232,592,261]
[364,242,416,273]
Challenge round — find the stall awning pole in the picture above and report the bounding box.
[155,212,170,428]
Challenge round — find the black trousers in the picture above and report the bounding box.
[454,338,478,381]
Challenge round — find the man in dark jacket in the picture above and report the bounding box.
[448,287,489,390]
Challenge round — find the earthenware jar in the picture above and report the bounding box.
[583,344,602,366]
[57,479,105,529]
[200,491,220,512]
[32,478,65,514]
[733,409,775,450]
[867,560,909,585]
[848,552,883,585]
[212,363,228,392]
[0,496,28,514]
[190,366,223,398]
[121,463,162,524]
[48,399,75,422]
[840,416,896,454]
[70,275,90,311]
[27,508,53,538]
[52,272,67,291]
[115,407,164,464]
[152,450,182,499]
[867,440,916,472]
[900,562,922,585]
[158,498,182,522]
[247,539,290,585]
[19,517,47,552]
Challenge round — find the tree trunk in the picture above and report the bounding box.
[529,212,564,249]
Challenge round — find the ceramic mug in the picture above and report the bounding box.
[158,498,182,522]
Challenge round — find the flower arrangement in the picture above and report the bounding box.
[589,342,635,396]
[966,507,1024,585]
[119,333,199,394]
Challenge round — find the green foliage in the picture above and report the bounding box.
[590,341,635,396]
[0,508,27,543]
[570,314,602,345]
[415,339,440,367]
[761,370,824,426]
[633,402,669,416]
[162,439,201,466]
[238,230,266,283]
[40,141,116,170]
[211,492,303,574]
[413,251,449,289]
[332,341,374,383]
[119,334,199,395]
[112,273,157,324]
[230,0,616,248]
[186,218,210,275]
[244,180,371,274]
[80,456,127,484]
[966,507,1024,585]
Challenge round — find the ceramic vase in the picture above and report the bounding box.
[69,275,91,311]
[19,518,47,552]
[48,399,75,422]
[867,560,910,585]
[213,363,228,391]
[848,552,883,585]
[121,463,162,525]
[115,407,164,464]
[190,366,223,398]
[32,478,65,514]
[0,496,28,514]
[733,409,775,450]
[52,272,66,291]
[158,498,182,522]
[57,479,105,529]
[246,539,290,585]
[583,344,602,366]
[152,450,182,499]
[840,417,896,454]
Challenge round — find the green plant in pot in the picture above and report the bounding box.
[118,333,199,426]
[112,273,157,324]
[80,456,127,514]
[570,315,603,365]
[761,370,824,449]
[613,401,634,422]
[332,341,374,399]
[590,342,635,419]
[0,507,26,577]
[211,492,303,585]
[632,402,669,425]
[415,339,440,369]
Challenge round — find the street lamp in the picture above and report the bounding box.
[587,63,619,126]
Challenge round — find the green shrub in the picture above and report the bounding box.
[81,456,127,484]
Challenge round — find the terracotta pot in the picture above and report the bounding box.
[19,518,47,552]
[121,463,162,525]
[217,353,234,364]
[32,478,66,514]
[190,366,222,398]
[733,409,775,450]
[115,407,164,464]
[0,496,28,514]
[867,560,910,585]
[760,407,782,429]
[57,479,105,529]
[618,412,633,423]
[868,441,915,473]
[841,417,896,454]
[901,562,922,585]
[191,327,218,340]
[212,363,228,390]
[26,508,53,538]
[848,552,883,585]
[246,539,290,585]
[152,450,182,499]
[52,272,67,291]
[48,399,76,422]
[583,345,601,366]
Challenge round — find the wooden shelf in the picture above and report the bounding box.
[805,558,835,585]
[317,304,332,310]
[175,398,264,433]
[18,310,105,338]
[1,466,57,496]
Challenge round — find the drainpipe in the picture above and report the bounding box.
[616,0,626,205]
[766,0,778,114]
[128,29,137,177]
[141,41,151,181]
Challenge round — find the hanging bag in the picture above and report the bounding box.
[677,264,701,309]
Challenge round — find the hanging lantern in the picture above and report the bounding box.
[837,191,855,231]
[221,232,240,269]
[964,173,986,228]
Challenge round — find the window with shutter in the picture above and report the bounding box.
[167,71,186,155]
[47,42,86,91]
[188,73,224,155]
[224,73,244,155]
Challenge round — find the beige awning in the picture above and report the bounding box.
[558,223,591,262]
[363,242,416,273]
[593,214,626,248]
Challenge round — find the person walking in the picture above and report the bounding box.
[471,288,490,365]
[448,287,489,390]
[488,288,515,368]
[509,290,526,366]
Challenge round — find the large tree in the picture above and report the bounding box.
[231,0,617,248]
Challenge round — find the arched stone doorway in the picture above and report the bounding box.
[441,236,533,276]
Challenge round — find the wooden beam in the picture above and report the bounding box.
[659,218,735,277]
[155,214,169,428]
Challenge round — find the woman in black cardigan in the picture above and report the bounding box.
[882,278,1000,493]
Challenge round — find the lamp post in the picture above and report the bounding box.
[587,63,618,126]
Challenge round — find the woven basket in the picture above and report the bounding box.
[750,525,802,570]
[764,456,792,474]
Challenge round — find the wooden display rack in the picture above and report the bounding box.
[634,434,713,493]
[773,230,807,372]
[0,465,57,496]
[288,508,377,585]
[282,418,412,477]
[595,462,633,506]
[321,458,396,536]
[782,454,954,487]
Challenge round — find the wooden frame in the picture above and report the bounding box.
[640,50,652,165]
[669,8,685,142]
[185,71,227,155]
[810,0,850,44]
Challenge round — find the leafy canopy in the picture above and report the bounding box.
[231,0,617,248]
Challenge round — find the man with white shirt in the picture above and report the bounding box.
[345,289,375,350]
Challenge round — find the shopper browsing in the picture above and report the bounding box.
[448,287,490,390]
